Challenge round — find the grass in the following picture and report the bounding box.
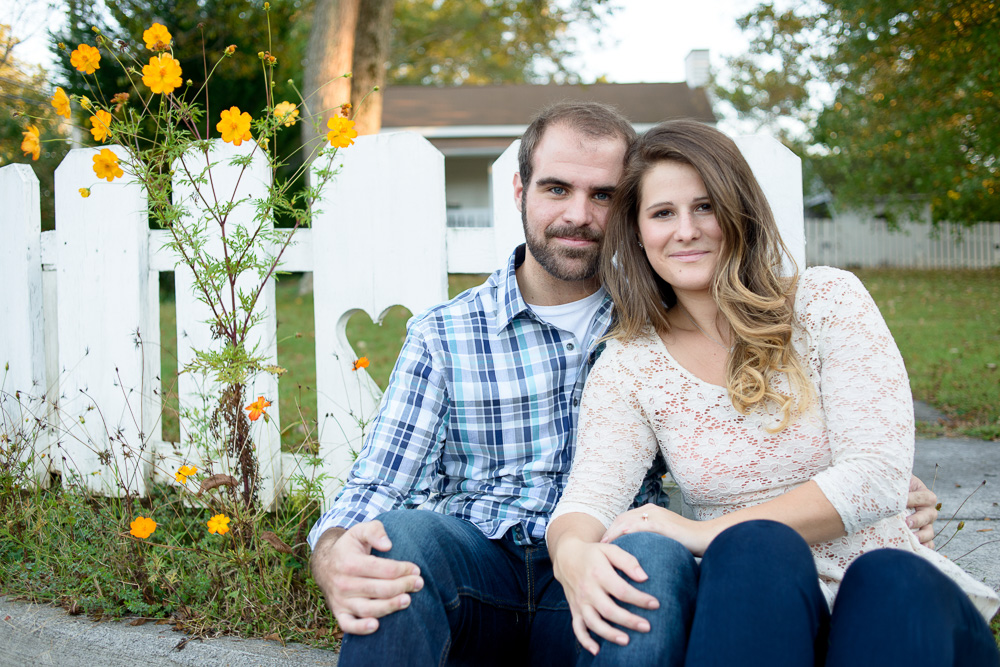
[850,268,1000,440]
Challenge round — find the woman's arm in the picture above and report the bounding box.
[546,343,661,654]
[547,512,658,655]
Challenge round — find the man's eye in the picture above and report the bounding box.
[549,186,566,195]
[594,192,611,202]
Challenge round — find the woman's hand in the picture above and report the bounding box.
[550,534,660,656]
[602,504,715,556]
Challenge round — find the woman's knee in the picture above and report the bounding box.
[701,520,818,592]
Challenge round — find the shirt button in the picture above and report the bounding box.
[566,342,575,351]
[573,398,579,407]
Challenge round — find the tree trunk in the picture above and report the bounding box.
[301,0,361,153]
[350,0,397,135]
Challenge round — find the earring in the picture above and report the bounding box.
[637,240,644,249]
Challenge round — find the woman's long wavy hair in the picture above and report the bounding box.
[601,120,812,431]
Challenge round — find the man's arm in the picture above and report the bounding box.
[907,474,938,547]
[310,325,449,634]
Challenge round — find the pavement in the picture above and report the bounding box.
[1,403,997,665]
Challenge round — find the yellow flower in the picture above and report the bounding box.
[207,513,231,535]
[93,148,124,182]
[175,464,197,484]
[217,106,252,146]
[79,188,91,198]
[129,516,157,539]
[70,44,101,74]
[224,44,237,56]
[326,115,357,148]
[142,23,172,50]
[80,96,93,111]
[352,357,370,371]
[272,101,299,128]
[52,87,71,119]
[21,125,40,161]
[244,396,271,422]
[142,54,183,95]
[89,110,113,143]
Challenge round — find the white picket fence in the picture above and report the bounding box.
[1,131,804,509]
[806,215,1000,269]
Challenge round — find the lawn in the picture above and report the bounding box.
[159,269,1000,447]
[850,268,1000,440]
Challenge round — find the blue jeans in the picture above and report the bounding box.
[600,520,999,667]
[338,510,578,667]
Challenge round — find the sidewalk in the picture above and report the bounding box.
[2,429,997,665]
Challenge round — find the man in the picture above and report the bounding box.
[308,102,938,665]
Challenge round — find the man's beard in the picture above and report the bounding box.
[522,208,603,282]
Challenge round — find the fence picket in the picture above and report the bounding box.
[169,141,283,508]
[310,132,448,506]
[0,165,49,484]
[52,146,155,495]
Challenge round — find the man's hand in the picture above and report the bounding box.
[551,537,659,656]
[906,475,938,548]
[310,521,424,635]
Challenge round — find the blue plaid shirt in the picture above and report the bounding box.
[309,246,667,548]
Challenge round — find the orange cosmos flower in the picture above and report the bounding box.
[142,23,172,50]
[21,125,40,161]
[70,44,101,74]
[93,148,124,182]
[244,396,271,422]
[352,357,370,371]
[142,54,183,95]
[89,110,113,142]
[51,87,71,119]
[207,513,231,535]
[272,101,299,128]
[326,115,357,148]
[175,464,198,484]
[217,106,252,146]
[129,516,157,539]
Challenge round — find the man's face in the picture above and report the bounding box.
[514,123,627,283]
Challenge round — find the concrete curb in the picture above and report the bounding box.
[0,597,338,667]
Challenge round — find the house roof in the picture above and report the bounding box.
[381,82,716,155]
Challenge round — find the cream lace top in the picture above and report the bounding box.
[553,266,999,619]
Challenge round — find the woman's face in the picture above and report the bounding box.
[637,160,724,300]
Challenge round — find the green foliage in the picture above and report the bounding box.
[720,0,1000,223]
[389,0,612,85]
[852,268,1000,440]
[0,24,70,229]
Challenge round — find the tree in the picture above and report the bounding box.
[718,0,1000,223]
[1,23,69,229]
[300,0,612,147]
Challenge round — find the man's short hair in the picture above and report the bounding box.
[518,101,637,187]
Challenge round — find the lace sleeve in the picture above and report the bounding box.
[550,341,660,529]
[806,268,913,535]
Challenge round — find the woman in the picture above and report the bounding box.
[546,120,999,666]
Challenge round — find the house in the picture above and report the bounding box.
[379,50,716,228]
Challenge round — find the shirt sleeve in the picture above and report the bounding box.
[550,342,660,530]
[807,268,914,535]
[308,321,449,549]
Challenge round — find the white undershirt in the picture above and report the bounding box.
[528,287,607,351]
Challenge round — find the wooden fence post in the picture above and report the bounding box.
[53,147,155,495]
[169,140,283,508]
[311,132,448,507]
[491,141,524,272]
[0,164,49,483]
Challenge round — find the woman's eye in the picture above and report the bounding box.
[697,203,713,212]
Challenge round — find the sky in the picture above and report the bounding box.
[6,0,757,84]
[568,0,758,84]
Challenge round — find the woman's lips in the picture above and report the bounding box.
[670,251,709,262]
